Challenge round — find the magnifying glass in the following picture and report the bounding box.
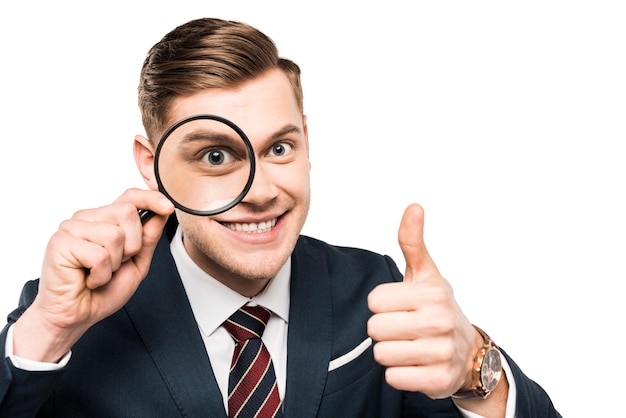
[139,114,256,223]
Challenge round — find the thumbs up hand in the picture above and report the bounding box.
[367,204,481,399]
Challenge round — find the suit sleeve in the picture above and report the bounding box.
[500,349,562,418]
[0,280,66,418]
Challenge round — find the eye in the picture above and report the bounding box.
[202,148,235,165]
[270,142,292,157]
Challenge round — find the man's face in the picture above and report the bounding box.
[166,69,310,295]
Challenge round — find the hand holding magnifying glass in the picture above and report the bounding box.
[139,114,256,223]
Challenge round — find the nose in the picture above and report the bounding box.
[241,162,279,206]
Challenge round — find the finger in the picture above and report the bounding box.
[368,308,450,340]
[368,282,422,313]
[368,288,455,330]
[106,189,174,284]
[114,188,174,255]
[80,245,116,290]
[398,203,439,282]
[73,189,173,261]
[368,310,418,340]
[113,188,173,218]
[44,230,114,290]
[70,203,144,263]
[385,365,455,397]
[59,219,128,272]
[373,338,453,367]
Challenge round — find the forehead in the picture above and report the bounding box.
[167,69,302,139]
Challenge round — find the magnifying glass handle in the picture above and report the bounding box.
[138,209,156,224]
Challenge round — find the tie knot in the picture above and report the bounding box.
[223,305,271,342]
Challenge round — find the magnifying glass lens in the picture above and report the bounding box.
[155,115,255,216]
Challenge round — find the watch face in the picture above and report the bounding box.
[480,347,502,391]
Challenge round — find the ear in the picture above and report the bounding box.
[302,115,311,169]
[133,135,158,190]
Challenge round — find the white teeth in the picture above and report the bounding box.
[225,218,277,233]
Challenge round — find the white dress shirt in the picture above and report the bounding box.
[170,226,290,411]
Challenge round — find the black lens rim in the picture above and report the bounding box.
[154,114,256,216]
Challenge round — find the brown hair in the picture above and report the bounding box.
[138,17,303,141]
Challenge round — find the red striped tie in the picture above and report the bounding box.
[223,305,283,418]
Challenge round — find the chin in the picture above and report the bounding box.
[225,247,292,281]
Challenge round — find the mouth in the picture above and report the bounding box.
[219,217,278,233]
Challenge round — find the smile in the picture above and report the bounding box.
[222,218,277,233]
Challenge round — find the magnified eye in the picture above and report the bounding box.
[203,149,234,165]
[153,114,256,218]
[271,142,292,157]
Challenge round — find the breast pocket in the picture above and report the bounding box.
[323,337,381,395]
[318,338,395,418]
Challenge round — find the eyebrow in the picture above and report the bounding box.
[181,130,238,144]
[269,124,302,141]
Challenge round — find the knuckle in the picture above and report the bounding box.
[90,246,112,270]
[70,208,89,220]
[437,340,456,362]
[428,285,450,305]
[57,218,76,232]
[438,316,456,335]
[404,313,422,337]
[427,371,454,396]
[100,223,126,246]
[47,228,70,247]
[114,202,140,220]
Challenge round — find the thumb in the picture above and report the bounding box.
[398,203,439,282]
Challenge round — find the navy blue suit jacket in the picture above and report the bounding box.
[0,219,560,417]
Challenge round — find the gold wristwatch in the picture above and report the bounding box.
[452,325,502,399]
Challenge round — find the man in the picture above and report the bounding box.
[0,17,560,417]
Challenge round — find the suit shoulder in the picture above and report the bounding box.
[295,235,402,282]
[296,234,386,260]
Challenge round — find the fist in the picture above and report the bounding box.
[367,204,480,398]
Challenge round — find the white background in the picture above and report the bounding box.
[1,2,624,416]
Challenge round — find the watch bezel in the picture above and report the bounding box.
[480,345,502,392]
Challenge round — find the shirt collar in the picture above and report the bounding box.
[170,226,290,337]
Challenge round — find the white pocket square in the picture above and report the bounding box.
[327,337,372,371]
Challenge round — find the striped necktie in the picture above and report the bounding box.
[223,305,283,418]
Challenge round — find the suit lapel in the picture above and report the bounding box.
[123,225,335,417]
[283,238,333,417]
[124,225,227,417]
